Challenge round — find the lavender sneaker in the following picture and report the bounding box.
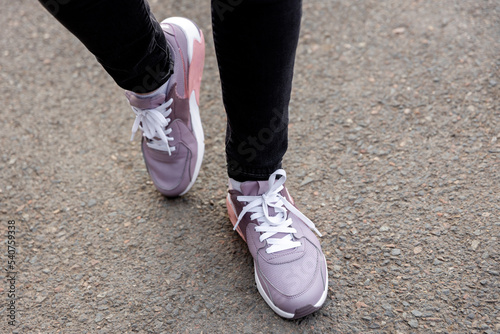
[126,17,205,197]
[226,169,328,319]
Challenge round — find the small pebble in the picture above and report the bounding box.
[391,249,401,256]
[393,27,406,34]
[412,310,423,317]
[94,312,104,323]
[408,319,419,328]
[300,177,314,187]
[382,303,392,311]
[433,258,443,265]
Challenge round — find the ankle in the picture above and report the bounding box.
[128,79,169,98]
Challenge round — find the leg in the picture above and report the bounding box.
[212,0,302,181]
[38,0,172,92]
[213,0,328,319]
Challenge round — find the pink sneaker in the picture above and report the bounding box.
[126,17,205,197]
[226,169,328,319]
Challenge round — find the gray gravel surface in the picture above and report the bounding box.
[1,0,499,333]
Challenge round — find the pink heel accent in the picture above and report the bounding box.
[226,195,247,242]
[188,30,205,105]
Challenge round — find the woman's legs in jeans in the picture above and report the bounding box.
[38,0,172,92]
[212,0,302,181]
[38,0,302,181]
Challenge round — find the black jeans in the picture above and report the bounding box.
[39,0,302,181]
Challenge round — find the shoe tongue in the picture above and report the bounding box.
[125,92,166,109]
[240,180,269,196]
[240,180,302,256]
[239,179,303,258]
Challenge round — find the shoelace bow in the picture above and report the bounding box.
[233,169,322,254]
[130,98,175,155]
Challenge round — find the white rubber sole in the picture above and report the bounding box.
[179,91,205,196]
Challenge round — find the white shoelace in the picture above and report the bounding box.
[233,169,322,254]
[130,98,176,155]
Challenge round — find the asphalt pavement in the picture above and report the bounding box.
[0,0,498,333]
